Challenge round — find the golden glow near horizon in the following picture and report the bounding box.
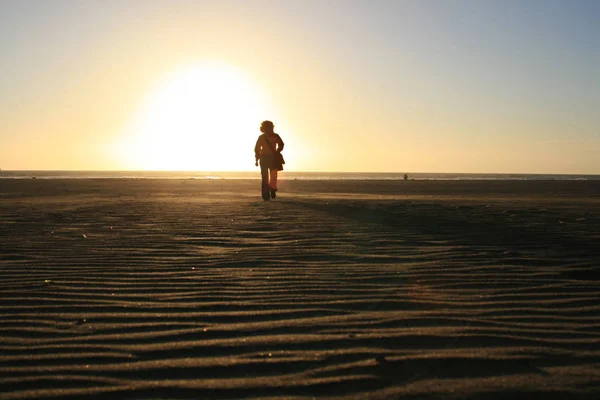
[115,62,282,171]
[1,2,598,174]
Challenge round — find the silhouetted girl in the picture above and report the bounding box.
[254,120,284,200]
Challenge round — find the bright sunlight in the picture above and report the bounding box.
[118,62,274,171]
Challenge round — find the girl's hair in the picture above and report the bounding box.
[260,120,274,132]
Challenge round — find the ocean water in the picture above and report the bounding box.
[1,170,599,181]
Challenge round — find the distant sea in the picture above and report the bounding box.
[1,171,599,181]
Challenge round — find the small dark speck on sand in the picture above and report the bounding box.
[376,355,389,365]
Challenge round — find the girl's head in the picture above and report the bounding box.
[260,120,274,133]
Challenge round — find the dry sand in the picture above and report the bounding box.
[1,178,600,399]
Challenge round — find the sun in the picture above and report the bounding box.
[118,62,274,171]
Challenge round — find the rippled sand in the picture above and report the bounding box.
[1,179,600,399]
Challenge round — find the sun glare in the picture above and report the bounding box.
[118,62,273,171]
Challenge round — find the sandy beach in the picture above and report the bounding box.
[1,178,600,400]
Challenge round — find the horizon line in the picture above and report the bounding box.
[1,169,600,176]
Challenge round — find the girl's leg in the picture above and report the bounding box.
[259,158,270,200]
[269,168,278,190]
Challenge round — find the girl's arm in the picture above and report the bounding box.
[254,137,262,160]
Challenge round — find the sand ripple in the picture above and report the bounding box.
[1,179,600,399]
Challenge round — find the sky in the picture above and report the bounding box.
[1,0,599,173]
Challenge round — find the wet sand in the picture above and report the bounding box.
[1,178,600,399]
